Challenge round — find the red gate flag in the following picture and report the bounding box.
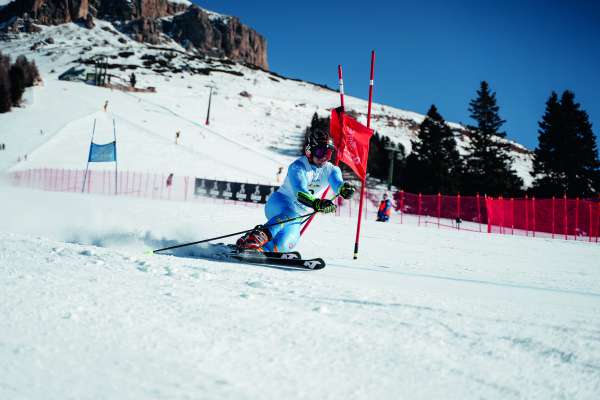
[329,107,374,180]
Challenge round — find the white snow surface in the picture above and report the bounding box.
[1,18,598,400]
[1,184,599,399]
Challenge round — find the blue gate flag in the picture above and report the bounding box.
[88,141,116,162]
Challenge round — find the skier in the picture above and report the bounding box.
[236,129,356,252]
[376,193,392,222]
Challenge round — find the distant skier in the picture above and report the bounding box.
[236,130,356,252]
[276,166,284,183]
[376,193,392,222]
[175,130,180,144]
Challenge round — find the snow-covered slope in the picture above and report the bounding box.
[0,19,533,186]
[1,185,599,399]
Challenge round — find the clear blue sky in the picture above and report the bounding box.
[194,0,599,150]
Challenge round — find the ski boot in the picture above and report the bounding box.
[236,226,272,252]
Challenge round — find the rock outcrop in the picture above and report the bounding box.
[0,0,268,69]
[165,6,268,70]
[0,0,89,25]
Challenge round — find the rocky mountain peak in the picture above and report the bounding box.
[0,0,269,69]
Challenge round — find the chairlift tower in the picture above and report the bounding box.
[385,143,403,190]
[205,85,216,125]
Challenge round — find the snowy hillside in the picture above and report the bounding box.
[0,19,534,185]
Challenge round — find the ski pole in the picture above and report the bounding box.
[153,211,318,253]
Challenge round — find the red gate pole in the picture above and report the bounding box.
[400,190,404,224]
[476,193,481,232]
[456,193,461,230]
[486,195,491,234]
[525,195,529,237]
[418,193,422,226]
[500,196,504,235]
[531,196,536,237]
[596,203,600,243]
[563,194,568,240]
[353,50,375,260]
[437,192,441,228]
[588,201,593,243]
[552,196,555,239]
[511,197,515,235]
[575,197,579,240]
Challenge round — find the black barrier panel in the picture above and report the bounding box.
[194,178,204,195]
[208,180,219,197]
[220,181,235,200]
[259,185,275,203]
[250,184,263,203]
[194,178,279,204]
[237,183,248,202]
[230,182,242,201]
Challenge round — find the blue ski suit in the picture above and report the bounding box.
[262,156,344,252]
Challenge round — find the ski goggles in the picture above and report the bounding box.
[312,144,335,160]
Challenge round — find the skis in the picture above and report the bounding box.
[190,243,326,270]
[231,251,326,270]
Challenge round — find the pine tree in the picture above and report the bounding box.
[367,132,390,180]
[0,52,11,113]
[15,56,32,87]
[303,112,330,154]
[9,63,25,106]
[464,81,523,196]
[532,91,600,196]
[403,105,462,194]
[0,63,11,113]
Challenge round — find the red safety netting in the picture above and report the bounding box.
[393,191,487,229]
[8,168,600,243]
[486,196,600,241]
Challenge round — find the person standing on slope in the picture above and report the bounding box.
[376,193,392,222]
[236,129,356,252]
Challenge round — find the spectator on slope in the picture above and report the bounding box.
[130,73,136,88]
[235,129,356,252]
[376,193,392,222]
[103,100,108,112]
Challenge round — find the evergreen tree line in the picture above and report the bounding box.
[0,52,40,113]
[304,81,599,198]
